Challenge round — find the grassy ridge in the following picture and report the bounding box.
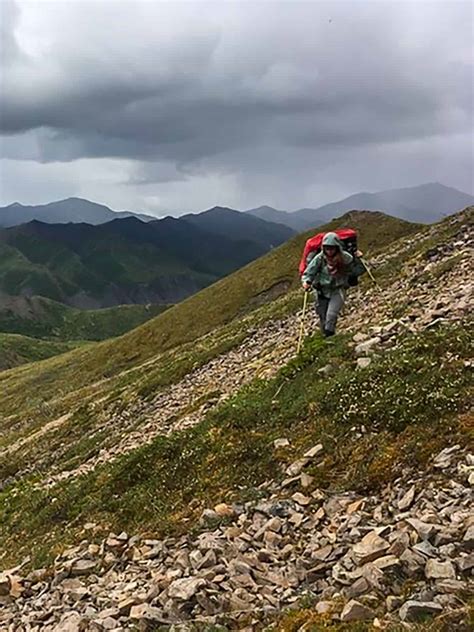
[0,212,420,422]
[0,296,170,341]
[0,322,471,568]
[0,333,85,371]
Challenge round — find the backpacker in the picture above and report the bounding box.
[298,228,358,284]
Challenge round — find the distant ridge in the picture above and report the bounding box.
[0,197,156,227]
[246,182,474,231]
[0,208,294,309]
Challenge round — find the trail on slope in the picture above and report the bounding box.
[36,218,473,488]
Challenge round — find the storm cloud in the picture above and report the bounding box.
[0,0,472,214]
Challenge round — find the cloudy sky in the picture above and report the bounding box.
[1,0,472,216]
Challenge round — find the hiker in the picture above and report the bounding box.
[301,232,365,337]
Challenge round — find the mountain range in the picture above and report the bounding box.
[0,198,155,227]
[0,209,293,309]
[1,183,472,230]
[246,182,474,230]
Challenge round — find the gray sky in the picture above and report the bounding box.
[1,0,472,216]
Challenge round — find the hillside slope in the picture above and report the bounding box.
[0,333,84,371]
[0,213,288,308]
[0,295,169,341]
[0,207,472,630]
[0,211,420,421]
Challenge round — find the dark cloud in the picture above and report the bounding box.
[0,0,472,212]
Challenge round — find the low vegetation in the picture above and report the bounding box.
[1,321,471,569]
[0,333,85,371]
[0,211,420,424]
[0,295,169,340]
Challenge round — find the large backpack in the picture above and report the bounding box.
[298,228,358,281]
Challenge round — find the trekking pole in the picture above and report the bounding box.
[296,290,309,354]
[360,257,379,286]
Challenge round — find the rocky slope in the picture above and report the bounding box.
[0,209,472,630]
[1,446,472,630]
[15,210,471,490]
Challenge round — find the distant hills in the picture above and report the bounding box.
[0,210,294,310]
[0,198,156,228]
[246,183,474,230]
[181,206,292,247]
[2,183,472,232]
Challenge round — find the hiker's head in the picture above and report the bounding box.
[323,245,337,258]
[322,232,343,256]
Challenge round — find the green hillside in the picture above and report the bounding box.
[0,207,472,631]
[0,211,292,309]
[0,333,84,371]
[0,211,422,423]
[0,295,169,341]
[0,207,471,579]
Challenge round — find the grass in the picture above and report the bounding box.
[0,211,421,425]
[0,333,86,371]
[0,321,471,570]
[0,295,170,340]
[275,600,473,631]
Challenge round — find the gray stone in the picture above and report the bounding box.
[352,531,390,565]
[52,612,88,632]
[406,518,437,541]
[399,600,443,622]
[340,599,374,622]
[356,357,371,369]
[285,458,310,476]
[400,549,426,577]
[292,492,311,506]
[398,485,416,511]
[456,553,474,573]
[463,525,474,549]
[355,337,381,356]
[168,577,205,601]
[129,604,167,623]
[70,559,97,577]
[304,444,324,459]
[345,577,370,599]
[425,559,455,580]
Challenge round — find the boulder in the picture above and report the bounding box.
[399,600,443,622]
[352,531,390,565]
[398,485,416,511]
[425,559,455,580]
[340,599,374,622]
[168,577,205,601]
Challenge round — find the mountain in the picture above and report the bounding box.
[289,182,474,230]
[245,183,474,232]
[0,212,292,309]
[0,210,422,405]
[0,206,472,631]
[244,205,309,232]
[0,197,156,227]
[181,206,295,246]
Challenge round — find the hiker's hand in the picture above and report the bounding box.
[302,281,312,292]
[356,250,363,257]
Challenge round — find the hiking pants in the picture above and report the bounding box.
[315,289,345,334]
